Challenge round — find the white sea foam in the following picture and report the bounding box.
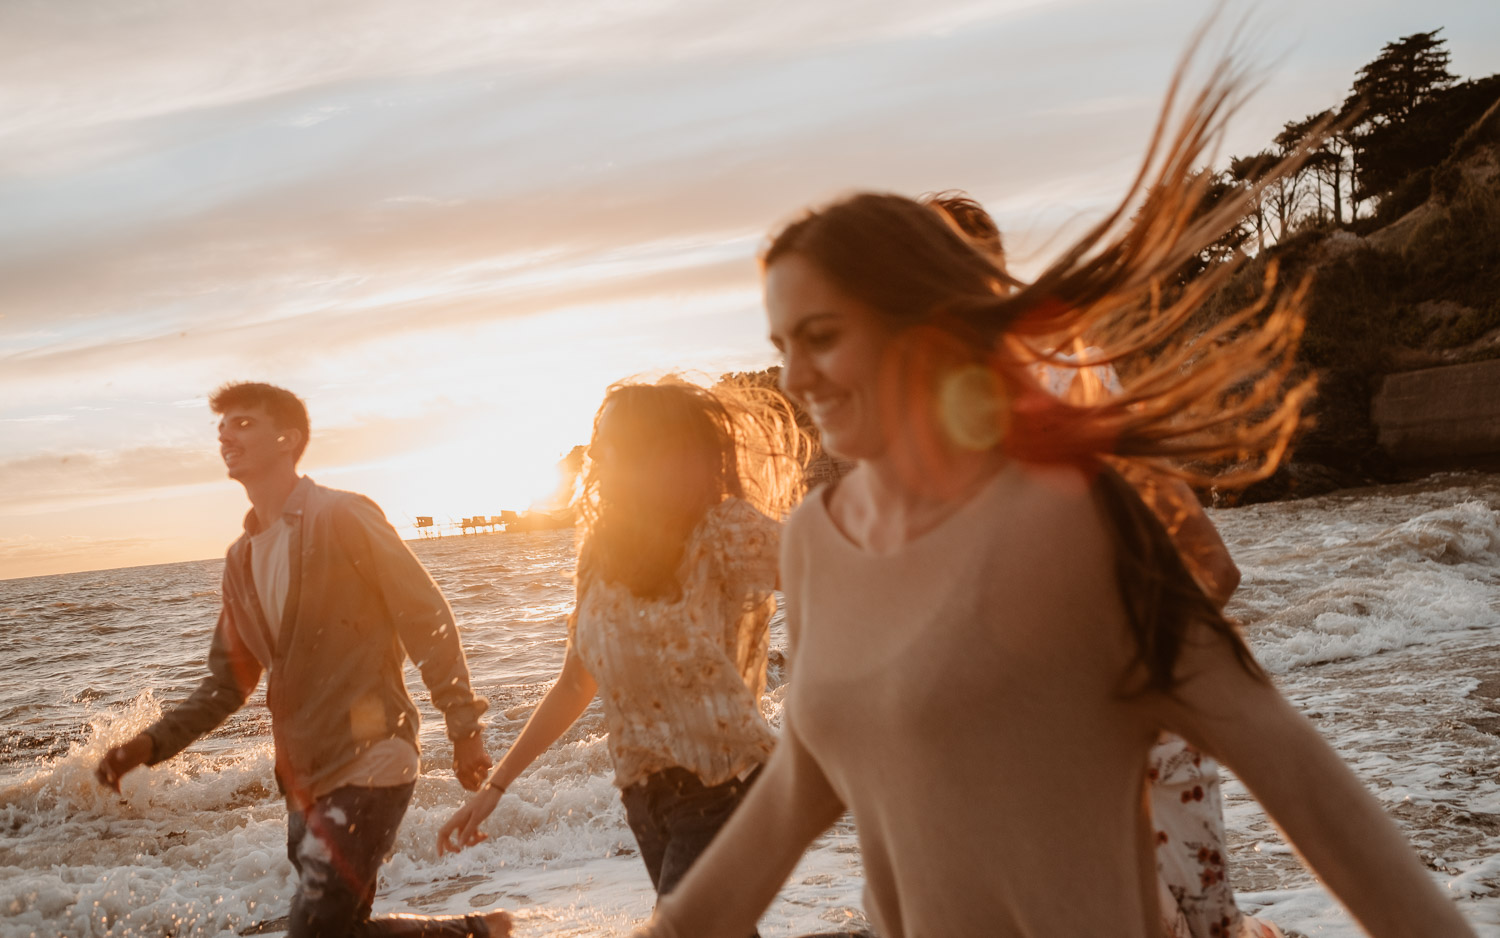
[3,479,1500,936]
[1227,497,1500,673]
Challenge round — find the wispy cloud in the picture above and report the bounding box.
[0,414,72,424]
[0,0,1059,172]
[0,408,467,518]
[0,447,225,517]
[5,0,1498,576]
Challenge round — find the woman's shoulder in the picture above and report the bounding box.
[975,461,1109,551]
[1003,466,1122,604]
[782,478,843,549]
[1001,460,1093,505]
[695,496,782,559]
[703,495,781,538]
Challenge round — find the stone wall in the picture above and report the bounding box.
[1371,359,1500,464]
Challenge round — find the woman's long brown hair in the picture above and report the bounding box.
[575,376,808,600]
[762,46,1323,693]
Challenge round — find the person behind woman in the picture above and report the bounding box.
[632,59,1478,938]
[436,377,804,925]
[926,190,1280,938]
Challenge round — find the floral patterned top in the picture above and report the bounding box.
[1151,734,1283,938]
[571,497,781,789]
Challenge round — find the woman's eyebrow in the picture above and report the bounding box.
[789,312,838,338]
[771,311,838,348]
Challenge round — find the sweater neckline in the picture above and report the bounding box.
[811,460,1019,560]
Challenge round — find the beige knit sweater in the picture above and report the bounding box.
[645,463,1165,937]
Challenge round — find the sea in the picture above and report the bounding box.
[4,473,1500,937]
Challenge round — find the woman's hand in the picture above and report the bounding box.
[436,786,503,855]
[435,641,598,856]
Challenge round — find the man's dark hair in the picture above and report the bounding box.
[209,382,311,462]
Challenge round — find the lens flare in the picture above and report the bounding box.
[937,364,1008,451]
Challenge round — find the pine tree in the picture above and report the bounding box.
[1345,30,1459,204]
[1345,30,1455,128]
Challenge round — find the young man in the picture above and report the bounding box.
[95,382,511,938]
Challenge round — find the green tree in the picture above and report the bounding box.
[1174,168,1252,284]
[1361,74,1500,217]
[1345,30,1458,203]
[1227,152,1272,252]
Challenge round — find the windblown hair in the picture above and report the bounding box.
[762,50,1325,693]
[575,376,808,600]
[923,190,1012,279]
[208,381,311,461]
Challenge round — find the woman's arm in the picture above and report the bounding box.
[437,642,598,854]
[638,715,847,938]
[1158,632,1476,937]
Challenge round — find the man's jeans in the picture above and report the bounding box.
[286,784,493,938]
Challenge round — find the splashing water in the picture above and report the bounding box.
[4,481,1500,936]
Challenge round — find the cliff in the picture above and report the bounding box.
[1225,95,1500,502]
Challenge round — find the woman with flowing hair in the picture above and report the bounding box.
[630,51,1478,938]
[436,377,807,930]
[926,189,1279,938]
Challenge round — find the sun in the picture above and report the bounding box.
[351,386,606,537]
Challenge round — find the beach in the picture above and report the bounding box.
[3,473,1500,937]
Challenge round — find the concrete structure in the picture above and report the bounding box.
[1372,358,1500,464]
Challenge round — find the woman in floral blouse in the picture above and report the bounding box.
[437,377,804,915]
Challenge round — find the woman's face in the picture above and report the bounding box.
[592,402,703,515]
[765,254,896,462]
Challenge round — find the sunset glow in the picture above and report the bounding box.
[3,0,1498,579]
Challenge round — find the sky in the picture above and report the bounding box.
[3,0,1498,580]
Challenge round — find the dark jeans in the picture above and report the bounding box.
[286,784,494,938]
[621,767,878,938]
[621,765,763,937]
[620,765,760,897]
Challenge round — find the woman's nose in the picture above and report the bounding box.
[779,347,813,400]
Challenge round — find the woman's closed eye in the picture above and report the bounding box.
[802,327,839,352]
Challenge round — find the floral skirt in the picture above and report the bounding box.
[1150,734,1282,938]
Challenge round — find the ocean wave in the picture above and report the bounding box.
[1233,499,1500,673]
[2,475,1497,935]
[1388,500,1500,565]
[0,692,630,938]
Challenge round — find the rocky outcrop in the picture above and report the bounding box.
[1371,358,1500,465]
[1228,95,1500,498]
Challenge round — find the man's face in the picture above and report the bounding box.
[217,405,295,482]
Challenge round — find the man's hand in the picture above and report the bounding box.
[95,733,154,793]
[453,733,493,791]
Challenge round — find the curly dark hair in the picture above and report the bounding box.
[208,382,310,462]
